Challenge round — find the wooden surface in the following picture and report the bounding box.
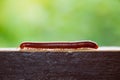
[0,50,120,80]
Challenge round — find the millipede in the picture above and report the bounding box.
[20,41,98,52]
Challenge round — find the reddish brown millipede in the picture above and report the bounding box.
[20,41,98,52]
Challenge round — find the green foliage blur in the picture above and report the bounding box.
[0,0,120,47]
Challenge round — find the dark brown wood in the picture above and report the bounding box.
[0,51,120,80]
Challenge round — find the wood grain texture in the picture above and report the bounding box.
[0,51,120,80]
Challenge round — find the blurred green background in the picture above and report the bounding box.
[0,0,120,47]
